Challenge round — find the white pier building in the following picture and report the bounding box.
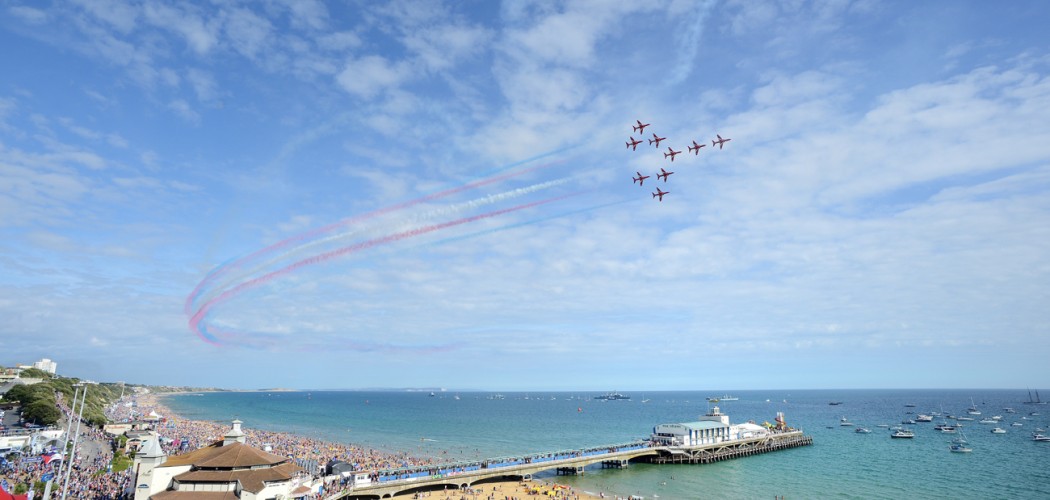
[651,406,769,447]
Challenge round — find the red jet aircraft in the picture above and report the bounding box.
[632,171,650,185]
[649,133,666,148]
[657,167,673,182]
[652,187,669,201]
[626,136,642,150]
[688,140,706,155]
[712,134,732,149]
[664,146,682,162]
[633,120,650,134]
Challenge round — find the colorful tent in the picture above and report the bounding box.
[0,489,29,500]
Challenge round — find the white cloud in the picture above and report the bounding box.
[142,2,219,55]
[336,55,412,99]
[71,0,138,34]
[7,5,47,24]
[402,23,491,72]
[222,7,274,60]
[168,99,200,124]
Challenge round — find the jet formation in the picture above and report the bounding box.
[625,119,732,201]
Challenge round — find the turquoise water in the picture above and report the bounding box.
[160,389,1050,499]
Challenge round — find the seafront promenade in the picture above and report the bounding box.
[326,430,812,499]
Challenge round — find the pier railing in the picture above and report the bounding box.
[327,430,811,499]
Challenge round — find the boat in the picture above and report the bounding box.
[1012,422,1023,427]
[934,422,958,433]
[1031,433,1050,442]
[967,397,981,415]
[840,416,854,426]
[828,401,843,406]
[719,395,739,401]
[855,427,871,434]
[1004,407,1016,413]
[949,442,972,453]
[891,429,915,439]
[916,414,934,422]
[956,416,974,421]
[594,392,631,401]
[979,418,998,424]
[991,427,1007,434]
[706,397,719,403]
[876,424,890,428]
[1024,388,1048,405]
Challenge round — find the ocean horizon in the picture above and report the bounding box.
[159,388,1050,499]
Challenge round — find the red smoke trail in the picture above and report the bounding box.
[188,192,578,345]
[184,159,565,316]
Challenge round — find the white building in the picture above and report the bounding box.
[132,420,317,499]
[32,358,58,374]
[651,406,769,447]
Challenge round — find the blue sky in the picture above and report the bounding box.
[2,0,1049,391]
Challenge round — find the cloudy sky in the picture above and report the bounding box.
[2,0,1048,391]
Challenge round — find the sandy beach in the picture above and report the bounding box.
[133,392,602,500]
[385,479,601,500]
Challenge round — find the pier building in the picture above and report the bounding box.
[651,406,769,446]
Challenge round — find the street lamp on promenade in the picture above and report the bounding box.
[59,381,92,500]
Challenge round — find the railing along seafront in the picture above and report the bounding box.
[327,430,811,499]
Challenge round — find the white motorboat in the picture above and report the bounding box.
[891,429,915,438]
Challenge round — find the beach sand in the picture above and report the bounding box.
[386,478,602,499]
[137,393,603,500]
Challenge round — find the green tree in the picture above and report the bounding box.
[22,398,61,426]
[3,383,32,404]
[18,367,51,379]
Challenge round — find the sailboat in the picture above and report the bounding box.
[1024,388,1048,405]
[950,429,973,452]
[966,397,981,415]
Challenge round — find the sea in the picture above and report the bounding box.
[158,389,1050,500]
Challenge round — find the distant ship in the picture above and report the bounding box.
[708,395,738,402]
[594,392,631,401]
[1024,388,1047,405]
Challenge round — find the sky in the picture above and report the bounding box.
[2,0,1049,392]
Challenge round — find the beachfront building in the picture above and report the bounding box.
[32,358,57,375]
[651,405,770,447]
[132,420,315,500]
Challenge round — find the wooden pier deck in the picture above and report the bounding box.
[330,431,812,499]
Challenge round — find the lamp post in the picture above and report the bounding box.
[43,384,82,500]
[59,381,92,500]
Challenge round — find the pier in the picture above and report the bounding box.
[328,430,811,499]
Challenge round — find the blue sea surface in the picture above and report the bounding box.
[159,389,1050,499]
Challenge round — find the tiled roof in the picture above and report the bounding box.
[161,441,288,469]
[173,462,302,493]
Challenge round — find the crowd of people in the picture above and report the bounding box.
[2,390,439,499]
[1,393,133,499]
[2,391,605,499]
